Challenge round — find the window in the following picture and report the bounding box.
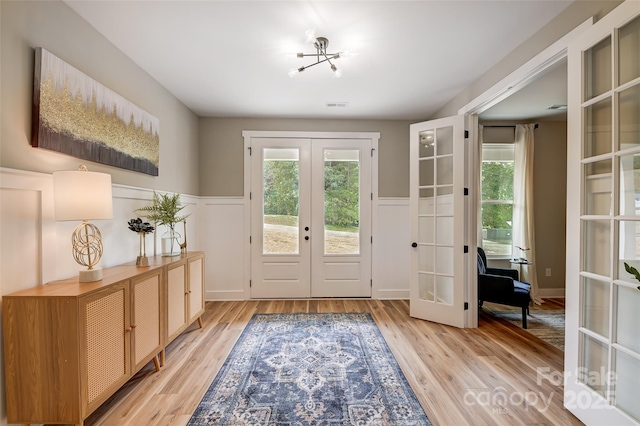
[481,143,514,257]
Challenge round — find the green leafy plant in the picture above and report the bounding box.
[623,262,640,290]
[136,191,189,230]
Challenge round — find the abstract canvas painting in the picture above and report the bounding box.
[31,47,159,176]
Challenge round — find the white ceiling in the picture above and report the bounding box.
[480,58,567,121]
[65,0,572,120]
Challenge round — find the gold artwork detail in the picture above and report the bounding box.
[40,78,159,167]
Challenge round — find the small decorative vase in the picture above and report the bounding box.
[136,232,149,266]
[161,227,181,257]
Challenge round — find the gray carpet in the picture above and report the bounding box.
[484,307,565,351]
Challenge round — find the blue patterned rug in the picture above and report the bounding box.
[188,313,431,425]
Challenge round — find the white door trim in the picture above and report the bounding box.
[456,16,594,328]
[242,130,380,299]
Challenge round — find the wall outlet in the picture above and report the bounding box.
[545,268,552,277]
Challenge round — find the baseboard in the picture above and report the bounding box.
[376,289,409,299]
[538,288,565,298]
[206,290,246,301]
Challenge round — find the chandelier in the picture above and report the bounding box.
[288,32,345,78]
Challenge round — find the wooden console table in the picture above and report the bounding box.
[2,251,205,426]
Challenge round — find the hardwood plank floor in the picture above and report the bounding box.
[82,300,580,426]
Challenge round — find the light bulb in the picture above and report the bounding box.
[333,67,342,78]
[305,29,316,44]
[338,50,359,59]
[288,68,299,78]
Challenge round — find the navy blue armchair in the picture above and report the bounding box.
[477,247,531,328]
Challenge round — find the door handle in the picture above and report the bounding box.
[305,226,309,231]
[305,236,310,241]
[411,242,418,248]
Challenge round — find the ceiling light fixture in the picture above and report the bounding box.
[289,36,344,78]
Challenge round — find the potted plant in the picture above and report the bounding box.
[136,191,189,256]
[623,262,640,290]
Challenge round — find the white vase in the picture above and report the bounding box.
[161,228,181,257]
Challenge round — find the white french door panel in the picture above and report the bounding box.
[311,139,372,298]
[249,136,373,298]
[566,1,640,424]
[409,115,466,328]
[250,138,311,298]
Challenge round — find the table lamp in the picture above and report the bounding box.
[53,165,113,282]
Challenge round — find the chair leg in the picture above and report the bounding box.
[522,307,528,329]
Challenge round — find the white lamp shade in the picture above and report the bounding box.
[53,170,113,221]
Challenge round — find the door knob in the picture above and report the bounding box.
[305,236,309,240]
[411,242,418,248]
[305,226,309,231]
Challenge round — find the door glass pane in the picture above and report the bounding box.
[419,158,434,186]
[619,15,640,86]
[436,217,453,245]
[324,149,360,255]
[614,350,640,420]
[583,220,611,277]
[436,186,454,215]
[618,221,640,279]
[585,159,612,215]
[584,98,612,158]
[435,275,454,305]
[584,36,612,101]
[419,216,434,244]
[419,188,434,214]
[419,130,435,157]
[436,156,453,185]
[581,277,610,338]
[619,155,640,216]
[418,245,434,272]
[619,84,640,150]
[616,284,640,353]
[436,126,453,155]
[263,148,299,254]
[436,247,453,275]
[419,273,434,301]
[580,333,609,396]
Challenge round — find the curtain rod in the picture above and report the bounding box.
[482,124,539,129]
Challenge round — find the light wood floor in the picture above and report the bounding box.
[81,299,580,426]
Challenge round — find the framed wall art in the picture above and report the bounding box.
[32,47,160,176]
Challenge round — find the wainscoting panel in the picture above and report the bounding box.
[202,198,246,300]
[374,198,410,299]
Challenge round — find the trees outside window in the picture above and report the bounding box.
[481,144,514,257]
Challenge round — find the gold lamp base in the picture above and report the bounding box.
[79,267,103,283]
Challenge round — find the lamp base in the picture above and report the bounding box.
[136,256,149,267]
[79,268,103,283]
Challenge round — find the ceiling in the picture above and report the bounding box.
[480,58,567,122]
[65,1,572,121]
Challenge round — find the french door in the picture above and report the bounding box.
[249,136,372,298]
[566,1,640,424]
[409,116,467,328]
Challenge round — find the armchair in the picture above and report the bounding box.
[477,247,531,328]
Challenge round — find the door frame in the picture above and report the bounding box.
[242,131,380,299]
[456,17,594,327]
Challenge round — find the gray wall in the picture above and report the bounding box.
[533,121,567,290]
[199,117,413,197]
[0,1,200,195]
[484,121,567,290]
[431,0,622,119]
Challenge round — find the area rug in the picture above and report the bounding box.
[188,313,431,425]
[484,307,565,351]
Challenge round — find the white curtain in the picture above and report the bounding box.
[513,124,541,304]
